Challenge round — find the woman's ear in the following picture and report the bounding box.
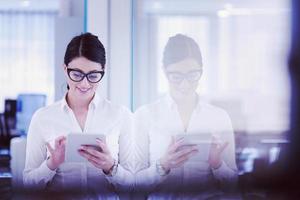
[63,64,68,75]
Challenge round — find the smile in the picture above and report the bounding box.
[76,87,91,93]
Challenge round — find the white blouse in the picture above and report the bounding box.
[134,94,238,199]
[23,93,134,199]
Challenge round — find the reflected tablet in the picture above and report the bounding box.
[175,134,212,162]
[65,133,106,163]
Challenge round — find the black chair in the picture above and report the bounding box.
[0,104,15,197]
[0,100,17,149]
[0,113,3,137]
[0,113,11,176]
[0,113,10,149]
[0,113,16,148]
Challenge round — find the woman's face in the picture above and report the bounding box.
[164,58,202,98]
[64,56,104,101]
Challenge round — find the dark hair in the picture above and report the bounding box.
[64,32,106,69]
[163,34,202,67]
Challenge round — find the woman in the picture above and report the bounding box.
[23,33,134,199]
[134,34,238,199]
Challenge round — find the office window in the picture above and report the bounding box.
[133,0,290,133]
[0,4,58,112]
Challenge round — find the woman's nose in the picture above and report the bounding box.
[79,76,91,87]
[179,78,190,87]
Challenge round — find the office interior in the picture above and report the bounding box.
[0,0,293,198]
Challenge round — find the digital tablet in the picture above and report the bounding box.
[65,133,106,163]
[175,134,212,162]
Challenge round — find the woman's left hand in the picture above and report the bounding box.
[78,138,115,174]
[208,135,229,169]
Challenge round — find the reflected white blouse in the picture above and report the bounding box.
[134,94,238,199]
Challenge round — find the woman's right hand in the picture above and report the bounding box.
[159,137,198,173]
[46,136,66,170]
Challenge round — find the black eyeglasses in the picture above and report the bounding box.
[66,67,105,83]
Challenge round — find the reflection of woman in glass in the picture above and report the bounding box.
[23,33,133,199]
[135,34,238,199]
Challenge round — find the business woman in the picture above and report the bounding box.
[134,34,238,199]
[23,33,134,199]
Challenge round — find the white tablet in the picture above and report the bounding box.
[65,133,106,163]
[175,134,212,162]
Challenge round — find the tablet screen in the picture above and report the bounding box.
[175,134,212,162]
[65,133,106,163]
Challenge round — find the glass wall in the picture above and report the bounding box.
[132,0,291,177]
[133,0,290,133]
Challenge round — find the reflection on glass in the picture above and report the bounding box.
[133,2,291,191]
[134,34,239,199]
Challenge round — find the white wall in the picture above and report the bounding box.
[87,0,133,109]
[54,0,84,101]
[54,17,84,100]
[87,0,109,99]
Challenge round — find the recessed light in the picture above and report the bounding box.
[20,0,30,7]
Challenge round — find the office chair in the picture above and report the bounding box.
[0,114,11,178]
[0,113,15,150]
[0,113,3,138]
[0,113,9,149]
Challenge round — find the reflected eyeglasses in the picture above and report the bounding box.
[66,67,105,83]
[166,69,203,83]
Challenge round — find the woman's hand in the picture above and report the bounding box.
[46,136,66,170]
[78,139,115,174]
[159,137,198,173]
[208,135,229,169]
